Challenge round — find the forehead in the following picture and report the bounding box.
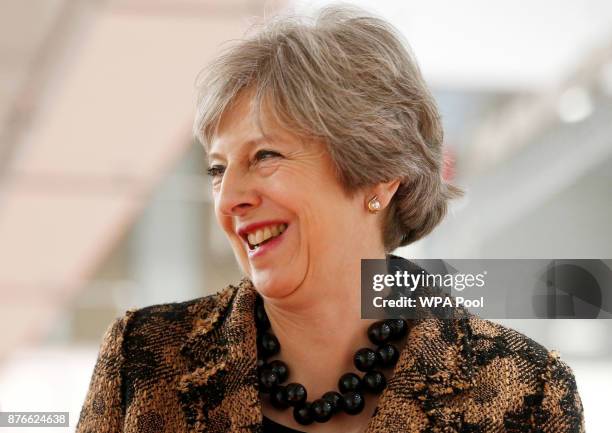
[218,91,256,132]
[208,93,304,159]
[207,93,256,152]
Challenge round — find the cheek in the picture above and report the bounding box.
[311,193,362,240]
[215,212,236,240]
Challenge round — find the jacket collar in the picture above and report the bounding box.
[178,271,476,432]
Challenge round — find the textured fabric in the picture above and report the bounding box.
[76,276,585,433]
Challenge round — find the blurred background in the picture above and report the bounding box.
[0,0,610,431]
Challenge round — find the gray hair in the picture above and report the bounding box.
[193,4,463,252]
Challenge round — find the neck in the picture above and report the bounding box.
[261,249,389,398]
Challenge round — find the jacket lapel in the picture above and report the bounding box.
[177,277,262,433]
[366,256,477,432]
[365,314,476,432]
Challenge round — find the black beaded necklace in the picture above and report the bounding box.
[254,293,408,426]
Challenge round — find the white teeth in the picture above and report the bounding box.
[245,223,287,248]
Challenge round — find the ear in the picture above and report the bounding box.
[370,178,401,209]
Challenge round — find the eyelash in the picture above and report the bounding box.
[206,166,224,178]
[206,150,280,178]
[254,149,281,161]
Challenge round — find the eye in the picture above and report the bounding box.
[206,165,225,178]
[254,149,281,161]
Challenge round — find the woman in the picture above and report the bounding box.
[76,6,585,433]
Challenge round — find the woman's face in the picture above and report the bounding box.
[207,94,371,297]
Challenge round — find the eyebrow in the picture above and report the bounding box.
[208,136,275,162]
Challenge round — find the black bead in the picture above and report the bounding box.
[363,370,387,394]
[255,302,270,330]
[310,399,333,423]
[268,360,289,383]
[341,391,365,415]
[259,369,279,393]
[293,403,314,425]
[367,321,392,345]
[256,358,266,369]
[269,385,290,409]
[259,333,280,358]
[338,372,362,393]
[285,383,307,406]
[321,391,343,414]
[354,348,378,372]
[376,343,400,367]
[385,319,408,340]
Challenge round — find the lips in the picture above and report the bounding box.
[237,220,290,250]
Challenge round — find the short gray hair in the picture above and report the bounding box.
[193,5,463,252]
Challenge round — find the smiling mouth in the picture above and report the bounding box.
[246,223,288,251]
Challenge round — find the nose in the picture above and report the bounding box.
[215,164,260,217]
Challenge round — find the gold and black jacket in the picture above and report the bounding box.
[76,274,585,432]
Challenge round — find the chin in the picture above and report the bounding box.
[251,270,297,300]
[251,271,281,296]
[229,240,304,298]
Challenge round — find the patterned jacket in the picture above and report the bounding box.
[76,276,585,433]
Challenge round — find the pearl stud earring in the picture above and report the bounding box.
[367,196,381,213]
